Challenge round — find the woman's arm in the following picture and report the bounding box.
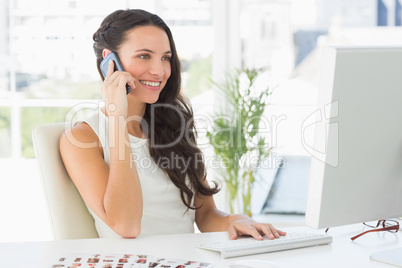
[194,185,286,240]
[60,121,143,238]
[60,60,141,238]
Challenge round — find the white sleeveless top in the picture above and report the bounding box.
[83,109,195,238]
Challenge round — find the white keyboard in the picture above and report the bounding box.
[196,232,333,258]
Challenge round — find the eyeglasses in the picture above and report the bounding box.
[351,219,400,241]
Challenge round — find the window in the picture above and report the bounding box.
[2,0,214,159]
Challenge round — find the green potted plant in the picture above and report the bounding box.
[206,68,272,216]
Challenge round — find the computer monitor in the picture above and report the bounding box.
[304,46,402,229]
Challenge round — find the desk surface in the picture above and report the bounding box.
[0,224,401,268]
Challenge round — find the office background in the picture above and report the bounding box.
[1,0,402,243]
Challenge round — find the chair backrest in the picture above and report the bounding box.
[32,122,98,240]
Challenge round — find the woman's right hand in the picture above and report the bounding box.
[101,60,136,117]
[61,58,143,238]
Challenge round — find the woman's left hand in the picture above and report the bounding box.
[227,214,287,240]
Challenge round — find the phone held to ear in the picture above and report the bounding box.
[100,52,131,94]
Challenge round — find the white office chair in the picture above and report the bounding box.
[32,122,99,240]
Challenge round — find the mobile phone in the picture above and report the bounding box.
[100,52,131,94]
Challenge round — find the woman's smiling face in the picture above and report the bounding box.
[117,25,172,104]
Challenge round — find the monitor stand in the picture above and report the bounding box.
[370,247,402,267]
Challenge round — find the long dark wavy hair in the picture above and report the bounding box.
[93,9,219,209]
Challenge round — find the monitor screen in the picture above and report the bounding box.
[305,46,402,229]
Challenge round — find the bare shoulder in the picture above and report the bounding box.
[59,122,109,213]
[59,122,107,188]
[60,122,102,156]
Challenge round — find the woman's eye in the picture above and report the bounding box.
[162,56,171,61]
[139,54,150,59]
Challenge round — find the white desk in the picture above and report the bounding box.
[0,224,401,268]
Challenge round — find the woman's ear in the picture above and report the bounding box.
[102,49,112,59]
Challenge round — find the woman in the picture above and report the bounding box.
[60,9,286,240]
